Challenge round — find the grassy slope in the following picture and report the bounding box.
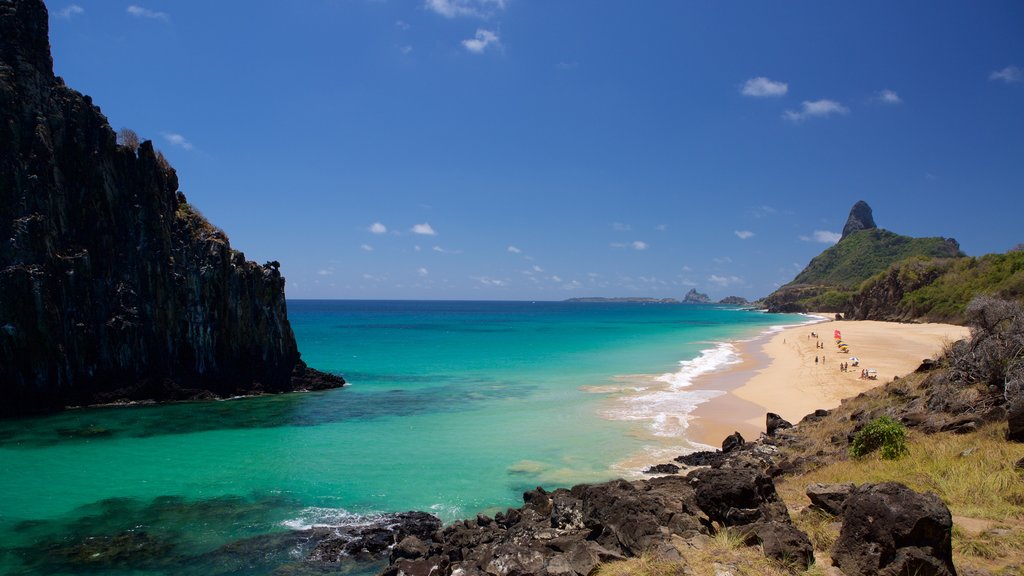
[892,251,1024,322]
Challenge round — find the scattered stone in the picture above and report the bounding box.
[959,447,977,457]
[831,482,955,576]
[916,358,939,373]
[688,467,789,527]
[1007,398,1024,442]
[722,431,746,453]
[675,450,725,467]
[741,521,814,570]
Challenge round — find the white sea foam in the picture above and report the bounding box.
[655,341,741,389]
[281,507,386,531]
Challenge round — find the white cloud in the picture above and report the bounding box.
[317,269,333,276]
[550,275,562,283]
[990,65,1022,83]
[877,89,902,104]
[655,224,667,231]
[56,4,84,19]
[360,244,374,252]
[398,45,413,55]
[462,29,500,54]
[741,76,788,97]
[432,245,462,254]
[709,274,743,287]
[783,99,849,122]
[734,230,755,240]
[161,132,193,151]
[369,222,387,234]
[412,223,437,235]
[749,205,777,218]
[417,267,429,277]
[362,273,384,282]
[610,241,648,250]
[612,222,631,231]
[425,0,506,19]
[127,5,169,21]
[507,245,522,254]
[713,256,733,264]
[533,265,543,273]
[799,230,842,244]
[395,19,410,30]
[475,276,506,287]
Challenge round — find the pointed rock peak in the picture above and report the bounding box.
[841,200,877,240]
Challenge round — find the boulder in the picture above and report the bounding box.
[722,431,746,453]
[805,483,854,516]
[643,463,681,475]
[831,482,956,576]
[1007,397,1024,442]
[766,413,793,436]
[741,521,814,570]
[687,467,789,527]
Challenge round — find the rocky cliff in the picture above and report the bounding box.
[0,0,343,415]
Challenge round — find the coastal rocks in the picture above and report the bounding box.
[831,482,956,576]
[643,463,681,475]
[306,511,442,561]
[0,0,344,414]
[722,431,746,453]
[380,472,808,576]
[766,412,793,436]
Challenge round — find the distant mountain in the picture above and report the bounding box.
[565,297,679,304]
[761,201,962,313]
[718,296,751,306]
[682,289,712,304]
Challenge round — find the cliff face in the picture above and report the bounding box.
[0,0,343,415]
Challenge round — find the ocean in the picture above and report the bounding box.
[0,300,805,575]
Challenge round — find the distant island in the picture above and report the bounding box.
[565,297,680,304]
[564,293,751,306]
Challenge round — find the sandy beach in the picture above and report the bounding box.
[687,316,970,447]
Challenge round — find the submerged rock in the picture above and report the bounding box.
[0,0,344,415]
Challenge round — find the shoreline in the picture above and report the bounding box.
[686,316,970,448]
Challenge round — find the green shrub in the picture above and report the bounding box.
[850,416,909,460]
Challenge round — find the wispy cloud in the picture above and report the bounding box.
[734,230,755,240]
[749,205,777,219]
[475,276,506,287]
[799,230,842,244]
[127,5,169,21]
[612,222,631,232]
[462,29,500,54]
[369,222,387,234]
[432,245,462,254]
[318,269,333,276]
[709,274,743,287]
[611,241,648,250]
[56,4,84,19]
[161,132,192,150]
[876,89,902,104]
[395,20,411,30]
[655,224,667,231]
[741,76,788,97]
[990,65,1022,84]
[783,99,849,122]
[360,244,374,252]
[412,223,437,235]
[507,245,522,254]
[425,0,506,19]
[417,267,429,277]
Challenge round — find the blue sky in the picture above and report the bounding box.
[45,1,1023,300]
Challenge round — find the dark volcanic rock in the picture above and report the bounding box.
[831,482,956,576]
[766,412,793,436]
[741,521,814,570]
[0,0,344,415]
[682,288,711,304]
[1007,397,1024,442]
[381,474,807,576]
[722,431,746,453]
[308,511,442,561]
[643,463,680,475]
[687,467,789,527]
[675,449,727,467]
[841,200,878,240]
[805,483,854,516]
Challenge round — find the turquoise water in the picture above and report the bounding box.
[0,300,804,575]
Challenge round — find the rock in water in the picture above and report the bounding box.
[841,200,877,240]
[0,0,344,414]
[831,482,956,576]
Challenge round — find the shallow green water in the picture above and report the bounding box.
[0,300,804,574]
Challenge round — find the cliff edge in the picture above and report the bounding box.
[0,0,343,415]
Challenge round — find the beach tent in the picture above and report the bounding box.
[866,368,877,379]
[834,330,841,339]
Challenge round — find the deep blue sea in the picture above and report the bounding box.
[0,300,805,575]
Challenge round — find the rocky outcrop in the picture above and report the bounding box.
[831,482,956,576]
[381,469,810,576]
[718,295,750,306]
[682,289,711,304]
[0,0,343,415]
[841,200,877,240]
